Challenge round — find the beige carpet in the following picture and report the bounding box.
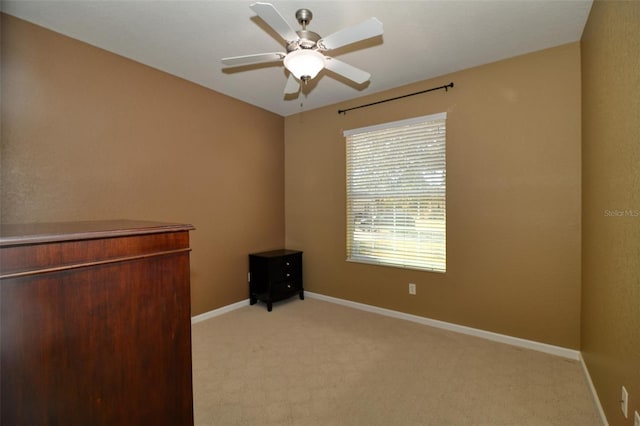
[192,297,602,426]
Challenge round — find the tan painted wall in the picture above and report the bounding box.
[0,14,285,316]
[581,1,640,424]
[285,43,582,348]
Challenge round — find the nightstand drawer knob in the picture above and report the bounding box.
[286,262,290,266]
[286,273,290,277]
[287,284,291,288]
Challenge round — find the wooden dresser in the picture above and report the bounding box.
[0,220,195,425]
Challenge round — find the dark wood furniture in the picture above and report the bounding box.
[249,249,303,312]
[0,220,195,425]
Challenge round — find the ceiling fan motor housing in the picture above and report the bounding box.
[287,9,321,52]
[288,30,321,51]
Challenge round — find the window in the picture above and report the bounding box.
[344,112,446,272]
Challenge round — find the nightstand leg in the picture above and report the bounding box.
[299,290,304,300]
[267,302,273,312]
[250,296,257,305]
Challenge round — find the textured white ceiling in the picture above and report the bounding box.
[2,0,593,116]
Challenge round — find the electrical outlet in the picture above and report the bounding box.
[621,386,628,418]
[408,283,416,295]
[634,411,640,426]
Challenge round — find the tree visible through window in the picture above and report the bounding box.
[344,113,446,272]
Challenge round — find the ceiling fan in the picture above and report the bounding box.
[221,2,383,95]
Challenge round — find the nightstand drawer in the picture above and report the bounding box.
[272,280,300,294]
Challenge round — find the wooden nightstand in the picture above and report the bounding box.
[249,249,303,311]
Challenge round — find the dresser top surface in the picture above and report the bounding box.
[0,220,195,247]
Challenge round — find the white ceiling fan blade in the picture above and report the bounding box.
[284,74,300,94]
[222,52,285,67]
[250,2,299,43]
[318,17,383,51]
[324,57,371,84]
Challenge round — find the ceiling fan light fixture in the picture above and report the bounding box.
[284,49,325,81]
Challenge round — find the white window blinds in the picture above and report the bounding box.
[344,112,446,272]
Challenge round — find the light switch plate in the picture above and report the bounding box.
[621,386,628,418]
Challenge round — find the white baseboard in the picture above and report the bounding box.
[580,354,609,425]
[305,291,581,360]
[191,298,249,324]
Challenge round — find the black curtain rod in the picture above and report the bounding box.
[338,82,454,115]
